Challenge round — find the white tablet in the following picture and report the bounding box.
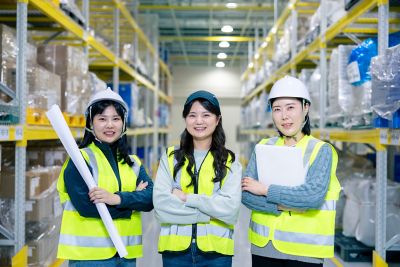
[255,144,307,187]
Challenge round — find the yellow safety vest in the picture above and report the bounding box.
[57,142,143,260]
[249,135,341,258]
[158,146,234,255]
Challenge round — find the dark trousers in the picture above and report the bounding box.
[252,254,323,267]
[162,243,232,267]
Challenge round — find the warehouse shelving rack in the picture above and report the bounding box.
[239,0,398,265]
[0,0,172,262]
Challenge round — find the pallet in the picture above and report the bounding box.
[62,113,85,127]
[334,232,372,262]
[26,108,50,126]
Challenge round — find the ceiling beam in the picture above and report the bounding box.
[159,36,255,42]
[138,5,273,12]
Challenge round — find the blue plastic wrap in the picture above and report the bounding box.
[347,31,400,86]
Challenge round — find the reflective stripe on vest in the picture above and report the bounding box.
[160,224,233,239]
[250,221,269,238]
[59,234,142,247]
[82,147,99,184]
[274,230,334,246]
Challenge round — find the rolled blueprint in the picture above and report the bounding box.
[46,105,128,257]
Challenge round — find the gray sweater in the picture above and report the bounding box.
[242,141,333,264]
[154,149,242,226]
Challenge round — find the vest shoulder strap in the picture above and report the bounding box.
[259,136,279,145]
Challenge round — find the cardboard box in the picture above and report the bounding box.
[27,219,61,267]
[26,182,60,222]
[0,166,61,199]
[37,45,88,113]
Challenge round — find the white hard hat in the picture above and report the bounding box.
[268,75,311,104]
[85,88,128,116]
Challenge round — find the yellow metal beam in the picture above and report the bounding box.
[240,128,382,148]
[159,127,172,134]
[355,18,400,24]
[373,251,388,267]
[158,91,173,104]
[0,16,52,22]
[138,4,273,11]
[160,35,255,42]
[343,27,399,34]
[326,0,377,40]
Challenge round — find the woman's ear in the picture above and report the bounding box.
[303,102,310,117]
[217,115,221,124]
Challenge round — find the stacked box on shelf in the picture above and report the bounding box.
[37,45,90,115]
[0,144,63,266]
[27,64,61,110]
[0,24,37,123]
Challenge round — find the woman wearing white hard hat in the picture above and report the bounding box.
[56,88,153,266]
[241,76,341,266]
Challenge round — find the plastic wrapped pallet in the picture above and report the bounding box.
[370,44,400,120]
[308,68,321,125]
[354,180,400,247]
[27,64,61,110]
[0,24,37,104]
[328,45,355,126]
[27,217,61,266]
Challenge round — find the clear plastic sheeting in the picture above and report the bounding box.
[328,45,355,126]
[0,198,14,235]
[371,44,400,120]
[308,68,321,126]
[354,180,400,247]
[342,176,400,247]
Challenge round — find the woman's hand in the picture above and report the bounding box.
[136,180,148,191]
[172,188,187,202]
[89,187,121,205]
[241,177,268,196]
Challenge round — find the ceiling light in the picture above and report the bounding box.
[248,62,254,69]
[221,25,233,33]
[226,3,238,8]
[254,53,260,60]
[219,41,230,48]
[261,42,267,48]
[216,61,225,68]
[217,52,227,59]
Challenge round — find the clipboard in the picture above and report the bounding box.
[255,144,307,186]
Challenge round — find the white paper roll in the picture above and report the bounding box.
[46,105,128,257]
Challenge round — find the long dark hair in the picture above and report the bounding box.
[170,99,235,188]
[271,97,311,137]
[80,100,133,167]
